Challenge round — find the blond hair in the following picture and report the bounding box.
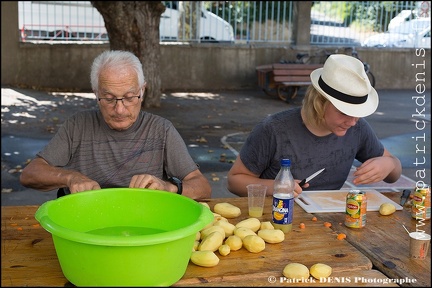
[301,85,329,127]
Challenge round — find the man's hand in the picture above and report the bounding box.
[352,156,392,185]
[129,174,173,192]
[67,174,101,193]
[294,180,307,197]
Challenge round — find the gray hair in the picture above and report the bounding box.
[90,50,145,93]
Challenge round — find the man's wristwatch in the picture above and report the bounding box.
[168,177,183,195]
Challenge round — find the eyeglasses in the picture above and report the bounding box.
[98,95,141,107]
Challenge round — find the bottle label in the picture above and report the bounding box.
[272,196,294,225]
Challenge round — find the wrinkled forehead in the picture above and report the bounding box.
[98,66,140,93]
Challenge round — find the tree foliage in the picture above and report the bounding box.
[313,1,420,32]
[207,1,293,25]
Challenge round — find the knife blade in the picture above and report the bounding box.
[299,168,325,187]
[400,189,411,206]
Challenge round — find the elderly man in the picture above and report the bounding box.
[20,50,211,200]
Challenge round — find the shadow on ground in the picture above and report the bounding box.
[2,86,430,205]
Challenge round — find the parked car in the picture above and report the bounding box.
[388,14,431,34]
[362,26,430,49]
[388,10,415,32]
[18,1,234,43]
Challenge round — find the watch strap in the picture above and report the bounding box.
[168,177,183,195]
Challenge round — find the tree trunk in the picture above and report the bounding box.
[91,1,166,108]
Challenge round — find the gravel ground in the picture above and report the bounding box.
[1,86,292,204]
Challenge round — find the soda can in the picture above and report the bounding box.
[411,184,431,220]
[345,190,367,228]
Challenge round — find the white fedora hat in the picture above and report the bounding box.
[310,54,378,117]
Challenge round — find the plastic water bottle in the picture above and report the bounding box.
[272,159,295,233]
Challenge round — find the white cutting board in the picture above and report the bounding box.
[295,189,403,213]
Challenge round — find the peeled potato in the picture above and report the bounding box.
[260,221,275,230]
[379,203,396,216]
[233,227,257,240]
[214,202,242,218]
[242,235,265,253]
[235,217,261,232]
[224,235,243,251]
[199,202,210,209]
[218,244,231,256]
[257,229,285,244]
[190,250,220,267]
[198,231,224,252]
[200,226,226,239]
[213,220,236,237]
[310,263,332,279]
[282,263,310,281]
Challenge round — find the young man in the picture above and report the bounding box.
[227,54,402,197]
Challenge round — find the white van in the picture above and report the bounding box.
[160,1,234,43]
[388,10,431,34]
[18,1,234,43]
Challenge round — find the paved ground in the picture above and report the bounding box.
[1,86,430,206]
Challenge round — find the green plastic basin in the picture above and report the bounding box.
[35,188,213,286]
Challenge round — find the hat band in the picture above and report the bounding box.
[318,76,368,104]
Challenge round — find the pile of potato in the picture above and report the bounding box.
[190,202,285,267]
[191,202,334,281]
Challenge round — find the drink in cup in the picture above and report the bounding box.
[247,184,267,217]
[409,231,430,260]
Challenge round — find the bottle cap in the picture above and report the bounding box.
[281,159,291,166]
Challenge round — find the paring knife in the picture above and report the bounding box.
[299,168,325,187]
[400,189,411,206]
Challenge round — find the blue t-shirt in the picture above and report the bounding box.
[239,107,384,190]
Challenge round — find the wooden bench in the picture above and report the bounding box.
[256,63,323,102]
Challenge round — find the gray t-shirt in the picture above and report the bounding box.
[38,110,198,188]
[239,107,384,190]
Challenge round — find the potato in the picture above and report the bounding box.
[257,229,285,243]
[192,240,200,251]
[200,226,226,239]
[214,215,228,222]
[282,263,310,281]
[199,202,210,209]
[213,220,236,237]
[202,218,216,230]
[234,227,257,240]
[379,203,396,216]
[224,235,243,251]
[190,250,220,267]
[310,263,332,279]
[235,217,261,232]
[242,235,265,253]
[218,244,231,256]
[260,221,275,230]
[198,231,224,252]
[214,202,242,218]
[201,212,226,230]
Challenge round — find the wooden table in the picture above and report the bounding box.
[0,195,425,287]
[313,192,430,287]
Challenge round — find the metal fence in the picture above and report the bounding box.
[18,1,431,47]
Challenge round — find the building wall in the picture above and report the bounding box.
[2,2,430,91]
